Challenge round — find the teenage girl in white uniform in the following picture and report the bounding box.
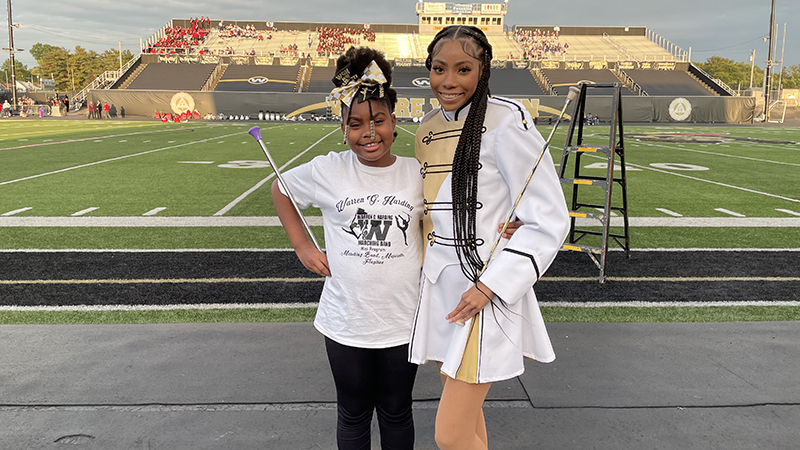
[408,26,570,450]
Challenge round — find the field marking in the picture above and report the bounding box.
[627,162,800,204]
[714,208,746,217]
[71,207,99,216]
[641,142,800,168]
[1,207,32,216]
[0,131,245,187]
[0,125,201,151]
[656,208,683,217]
[2,216,799,227]
[777,208,800,217]
[1,276,797,286]
[142,207,167,216]
[213,128,341,216]
[1,300,797,312]
[0,247,798,253]
[0,277,323,285]
[396,125,417,136]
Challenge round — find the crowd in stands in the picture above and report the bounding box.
[145,17,211,55]
[314,26,376,57]
[217,22,272,41]
[514,29,569,60]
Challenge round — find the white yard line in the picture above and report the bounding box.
[1,216,799,227]
[714,208,746,217]
[627,162,800,204]
[1,207,33,216]
[213,128,340,216]
[1,300,797,312]
[641,142,800,168]
[776,208,800,217]
[0,130,245,186]
[656,208,683,217]
[142,207,167,216]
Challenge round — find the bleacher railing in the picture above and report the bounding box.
[646,30,688,62]
[613,67,648,96]
[688,63,738,96]
[72,53,142,106]
[601,33,639,62]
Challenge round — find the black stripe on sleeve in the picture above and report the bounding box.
[502,248,540,280]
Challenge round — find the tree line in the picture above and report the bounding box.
[694,56,800,92]
[2,43,134,93]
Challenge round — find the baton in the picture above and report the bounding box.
[248,126,322,251]
[457,86,580,326]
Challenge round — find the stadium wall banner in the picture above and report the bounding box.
[87,90,755,124]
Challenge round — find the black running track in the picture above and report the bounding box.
[0,251,797,307]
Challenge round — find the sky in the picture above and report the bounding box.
[5,0,799,71]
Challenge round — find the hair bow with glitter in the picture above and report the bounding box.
[328,60,388,108]
[330,60,389,142]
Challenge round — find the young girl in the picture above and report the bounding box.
[271,47,421,450]
[408,26,570,450]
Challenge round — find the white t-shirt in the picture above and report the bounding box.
[281,150,423,348]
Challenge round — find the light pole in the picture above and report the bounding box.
[764,0,776,121]
[6,0,18,107]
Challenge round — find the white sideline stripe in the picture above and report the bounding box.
[213,128,341,216]
[142,207,167,216]
[627,162,800,204]
[1,301,797,312]
[1,216,799,227]
[777,208,800,217]
[178,161,215,164]
[1,276,795,286]
[0,125,182,151]
[0,277,323,285]
[1,207,32,216]
[71,207,99,217]
[0,302,319,312]
[714,208,746,218]
[538,301,800,308]
[643,142,800,168]
[656,208,682,217]
[0,248,798,253]
[0,131,245,186]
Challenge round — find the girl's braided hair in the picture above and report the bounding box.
[426,26,493,283]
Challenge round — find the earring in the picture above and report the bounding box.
[370,120,375,140]
[343,125,349,145]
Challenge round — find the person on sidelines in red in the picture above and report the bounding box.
[161,114,169,123]
[87,101,94,119]
[193,110,201,120]
[103,102,110,119]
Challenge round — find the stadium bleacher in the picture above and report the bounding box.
[125,63,216,91]
[214,65,300,92]
[541,69,633,96]
[306,66,336,93]
[624,69,716,96]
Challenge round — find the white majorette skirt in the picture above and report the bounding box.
[408,265,556,384]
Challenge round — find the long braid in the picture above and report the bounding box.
[428,26,493,283]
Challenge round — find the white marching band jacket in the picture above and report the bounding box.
[410,96,569,382]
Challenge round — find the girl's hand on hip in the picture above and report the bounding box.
[296,241,331,277]
[447,281,494,324]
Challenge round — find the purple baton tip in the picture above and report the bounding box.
[248,126,262,141]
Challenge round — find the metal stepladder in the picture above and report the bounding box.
[558,82,630,282]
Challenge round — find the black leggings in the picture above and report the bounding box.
[325,337,418,450]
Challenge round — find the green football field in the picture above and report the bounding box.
[1,118,798,250]
[1,118,799,325]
